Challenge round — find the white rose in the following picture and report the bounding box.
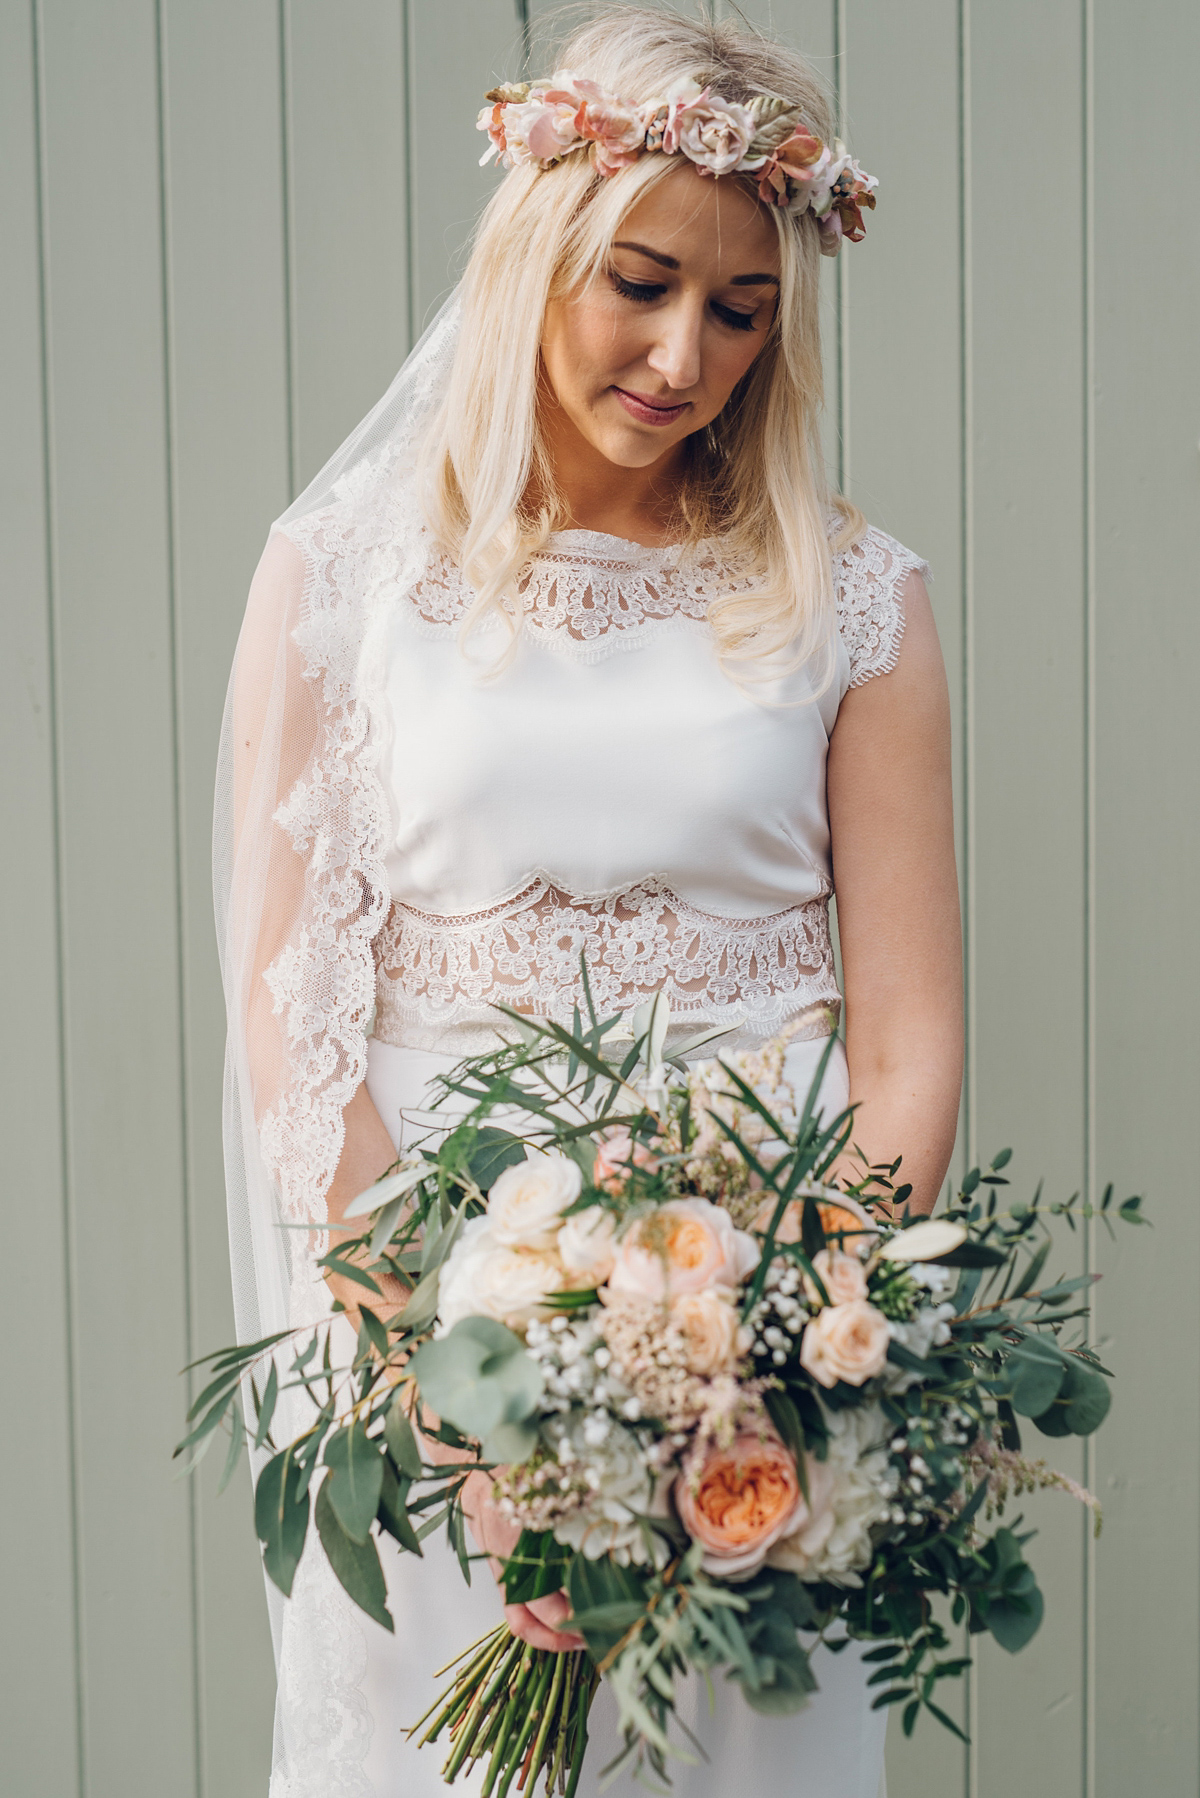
[798,1299,890,1388]
[437,1215,564,1335]
[488,1151,582,1249]
[670,1289,741,1375]
[768,1403,894,1587]
[557,1208,618,1283]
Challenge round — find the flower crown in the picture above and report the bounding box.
[478,70,877,256]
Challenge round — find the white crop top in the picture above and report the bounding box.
[370,523,927,1054]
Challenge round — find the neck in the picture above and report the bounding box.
[533,387,687,548]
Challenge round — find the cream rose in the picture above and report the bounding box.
[437,1216,564,1334]
[677,97,755,175]
[798,1299,890,1389]
[557,1207,618,1283]
[487,1151,582,1249]
[605,1198,759,1302]
[671,1289,741,1375]
[804,1248,867,1308]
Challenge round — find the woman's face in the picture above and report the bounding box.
[540,163,781,474]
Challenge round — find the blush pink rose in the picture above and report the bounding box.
[799,1300,890,1389]
[605,1198,759,1302]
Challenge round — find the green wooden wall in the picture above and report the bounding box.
[2,3,1196,1794]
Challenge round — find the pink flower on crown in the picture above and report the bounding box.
[659,78,706,154]
[666,83,756,177]
[755,127,827,208]
[477,101,509,164]
[578,93,650,176]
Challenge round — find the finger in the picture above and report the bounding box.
[504,1603,583,1654]
[526,1589,573,1628]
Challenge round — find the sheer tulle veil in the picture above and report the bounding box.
[213,295,461,1561]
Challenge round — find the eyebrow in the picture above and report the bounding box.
[612,240,780,288]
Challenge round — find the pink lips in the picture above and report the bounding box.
[613,387,690,428]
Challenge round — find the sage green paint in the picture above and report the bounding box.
[2,2,1195,1794]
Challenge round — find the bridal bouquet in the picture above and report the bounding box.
[181,986,1144,1794]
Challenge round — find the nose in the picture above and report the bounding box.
[645,296,703,393]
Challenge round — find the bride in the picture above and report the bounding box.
[219,8,962,1796]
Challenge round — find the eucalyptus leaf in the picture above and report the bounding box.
[344,1161,429,1220]
[314,1477,393,1631]
[1002,1338,1068,1417]
[253,1361,278,1452]
[323,1422,385,1544]
[377,1462,423,1555]
[409,1317,544,1445]
[466,1127,527,1191]
[384,1401,424,1479]
[254,1447,309,1597]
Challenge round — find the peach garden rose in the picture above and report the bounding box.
[675,1432,808,1578]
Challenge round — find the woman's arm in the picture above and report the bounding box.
[826,570,963,1215]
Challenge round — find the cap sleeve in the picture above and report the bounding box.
[833,524,931,687]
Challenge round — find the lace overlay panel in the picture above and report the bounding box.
[407,529,754,661]
[373,876,841,1053]
[402,521,926,678]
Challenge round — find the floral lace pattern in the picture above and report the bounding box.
[261,501,399,1231]
[270,1546,373,1798]
[834,527,929,686]
[404,521,925,677]
[373,875,841,1053]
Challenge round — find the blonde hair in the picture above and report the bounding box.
[421,4,864,688]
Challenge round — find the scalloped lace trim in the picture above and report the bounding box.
[259,510,394,1233]
[373,875,841,1051]
[405,522,926,678]
[836,527,929,686]
[270,1545,373,1798]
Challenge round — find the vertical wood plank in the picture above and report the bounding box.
[286,0,411,489]
[37,0,197,1788]
[0,2,81,1788]
[1091,0,1200,1790]
[407,0,527,332]
[159,1,290,1790]
[840,0,969,1788]
[965,3,1089,1792]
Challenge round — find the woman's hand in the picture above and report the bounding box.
[461,1469,584,1652]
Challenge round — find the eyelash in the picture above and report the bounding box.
[609,270,758,333]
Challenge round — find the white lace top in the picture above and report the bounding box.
[371,523,927,1054]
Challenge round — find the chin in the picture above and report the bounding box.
[592,426,682,470]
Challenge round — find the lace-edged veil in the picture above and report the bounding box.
[213,293,461,1430]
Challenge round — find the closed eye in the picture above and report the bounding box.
[609,270,666,304]
[712,301,758,333]
[610,270,761,334]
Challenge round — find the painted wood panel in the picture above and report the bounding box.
[35,2,197,1790]
[159,2,293,1790]
[0,3,80,1793]
[3,2,1197,1793]
[1090,0,1200,1789]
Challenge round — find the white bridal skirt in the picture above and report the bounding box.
[268,1033,887,1798]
